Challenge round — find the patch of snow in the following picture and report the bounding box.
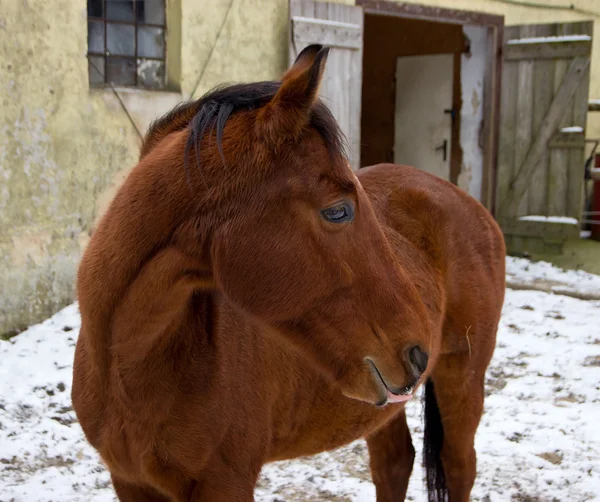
[506,256,600,298]
[507,34,591,45]
[518,215,578,224]
[560,126,584,133]
[588,99,600,105]
[0,304,115,501]
[581,230,592,239]
[2,259,600,501]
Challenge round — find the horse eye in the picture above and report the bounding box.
[321,201,354,223]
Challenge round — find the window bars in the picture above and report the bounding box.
[87,0,166,90]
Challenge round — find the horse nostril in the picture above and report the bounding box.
[408,345,429,376]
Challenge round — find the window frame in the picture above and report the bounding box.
[87,0,167,90]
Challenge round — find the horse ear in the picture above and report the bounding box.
[278,44,329,108]
[257,44,329,144]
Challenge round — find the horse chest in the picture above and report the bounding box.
[267,388,402,462]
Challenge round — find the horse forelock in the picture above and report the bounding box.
[142,81,347,185]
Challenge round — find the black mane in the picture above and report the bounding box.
[152,81,347,172]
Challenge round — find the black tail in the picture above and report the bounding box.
[424,379,448,501]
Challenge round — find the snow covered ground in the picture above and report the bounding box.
[1,257,599,501]
[506,256,600,300]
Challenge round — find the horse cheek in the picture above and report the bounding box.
[211,225,319,321]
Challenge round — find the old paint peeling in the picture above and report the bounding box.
[458,25,486,202]
[471,87,481,116]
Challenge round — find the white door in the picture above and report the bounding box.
[394,54,454,180]
[289,0,363,170]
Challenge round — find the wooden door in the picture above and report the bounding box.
[289,0,363,170]
[496,21,592,253]
[394,54,454,181]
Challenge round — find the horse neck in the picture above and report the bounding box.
[76,130,212,384]
[110,286,223,410]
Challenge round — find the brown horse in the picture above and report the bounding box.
[71,44,505,502]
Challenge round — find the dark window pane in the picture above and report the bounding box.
[88,21,105,54]
[88,56,105,86]
[106,23,135,56]
[137,0,165,25]
[137,58,165,89]
[87,0,103,18]
[106,57,136,86]
[106,0,135,22]
[137,26,164,58]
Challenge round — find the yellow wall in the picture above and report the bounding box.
[1,0,598,334]
[0,0,289,335]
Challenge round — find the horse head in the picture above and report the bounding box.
[141,45,433,406]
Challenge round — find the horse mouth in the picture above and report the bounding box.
[366,359,415,407]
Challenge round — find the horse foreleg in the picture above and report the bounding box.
[112,477,170,502]
[190,463,259,502]
[427,352,488,502]
[366,409,415,502]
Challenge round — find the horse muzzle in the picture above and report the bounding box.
[366,345,429,407]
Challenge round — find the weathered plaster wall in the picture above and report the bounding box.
[0,0,138,334]
[0,0,290,335]
[181,0,289,100]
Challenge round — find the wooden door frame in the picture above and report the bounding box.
[356,0,505,214]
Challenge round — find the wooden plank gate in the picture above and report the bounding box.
[289,0,363,171]
[496,21,593,254]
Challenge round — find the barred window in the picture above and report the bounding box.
[87,0,166,90]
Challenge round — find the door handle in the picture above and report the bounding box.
[435,139,448,162]
[444,108,457,120]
